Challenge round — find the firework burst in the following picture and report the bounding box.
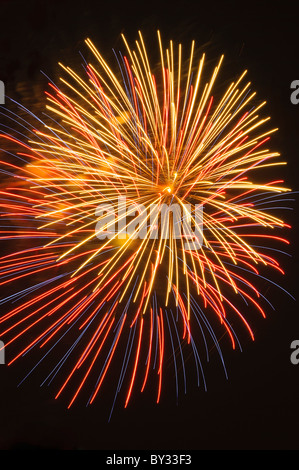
[0,31,292,415]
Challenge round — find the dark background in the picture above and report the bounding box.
[0,0,298,451]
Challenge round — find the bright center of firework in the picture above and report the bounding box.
[163,186,172,194]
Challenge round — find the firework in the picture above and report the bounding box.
[0,31,291,416]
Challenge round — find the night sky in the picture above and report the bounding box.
[0,0,298,451]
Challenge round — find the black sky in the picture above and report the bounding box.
[0,0,298,451]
